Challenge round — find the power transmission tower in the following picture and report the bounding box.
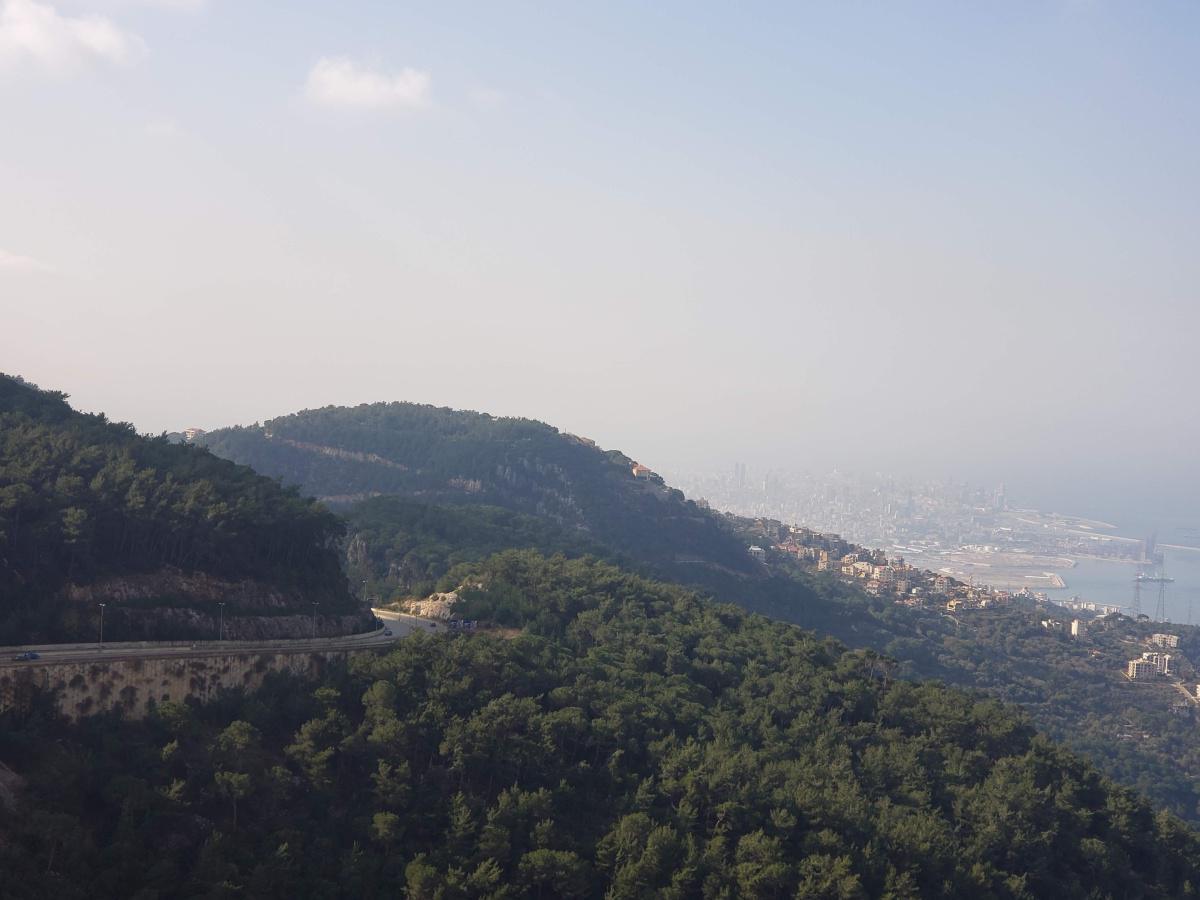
[1155,567,1168,623]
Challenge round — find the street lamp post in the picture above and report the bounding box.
[218,602,226,642]
[98,602,106,649]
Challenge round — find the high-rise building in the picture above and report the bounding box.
[1127,659,1157,680]
[1141,651,1173,675]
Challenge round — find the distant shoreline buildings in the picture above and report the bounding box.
[749,519,1019,612]
[676,465,1184,616]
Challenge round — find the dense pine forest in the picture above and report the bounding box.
[342,496,612,601]
[6,378,1200,896]
[200,398,1200,826]
[4,552,1198,899]
[327,493,1200,824]
[0,376,358,643]
[200,403,757,583]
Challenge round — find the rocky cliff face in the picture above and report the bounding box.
[59,568,374,641]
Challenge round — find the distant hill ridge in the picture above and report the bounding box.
[201,401,758,584]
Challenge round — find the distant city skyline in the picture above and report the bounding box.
[669,459,1200,626]
[667,460,1200,537]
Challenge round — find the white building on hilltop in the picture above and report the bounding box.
[1141,651,1173,675]
[1127,658,1157,680]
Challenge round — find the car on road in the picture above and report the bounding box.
[383,629,393,637]
[12,651,40,661]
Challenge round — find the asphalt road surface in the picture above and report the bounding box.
[0,609,438,670]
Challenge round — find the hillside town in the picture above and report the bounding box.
[743,518,1028,611]
[739,517,1200,696]
[678,466,1178,598]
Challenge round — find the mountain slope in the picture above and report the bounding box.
[202,403,757,583]
[341,496,613,600]
[4,551,1199,898]
[0,375,369,643]
[203,398,1200,827]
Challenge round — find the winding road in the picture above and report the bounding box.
[0,608,435,670]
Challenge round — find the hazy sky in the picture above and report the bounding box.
[2,1,1197,509]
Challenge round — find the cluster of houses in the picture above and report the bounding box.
[757,523,1016,611]
[742,517,1200,696]
[1127,652,1175,680]
[1125,633,1180,681]
[1039,617,1084,638]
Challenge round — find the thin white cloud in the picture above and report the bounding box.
[0,0,145,72]
[304,56,431,111]
[0,249,51,271]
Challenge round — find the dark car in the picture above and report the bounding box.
[13,651,40,661]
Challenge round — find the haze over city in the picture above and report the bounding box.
[3,1,1198,513]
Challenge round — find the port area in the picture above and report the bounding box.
[902,548,1072,591]
[896,507,1174,593]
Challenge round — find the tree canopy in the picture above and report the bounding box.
[3,551,1198,898]
[0,375,354,643]
[201,402,756,583]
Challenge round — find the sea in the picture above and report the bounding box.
[1041,507,1200,626]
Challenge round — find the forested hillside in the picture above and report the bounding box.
[202,399,1200,825]
[344,500,1200,823]
[342,497,613,600]
[0,376,366,643]
[201,403,756,584]
[4,552,1197,899]
[876,602,1200,823]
